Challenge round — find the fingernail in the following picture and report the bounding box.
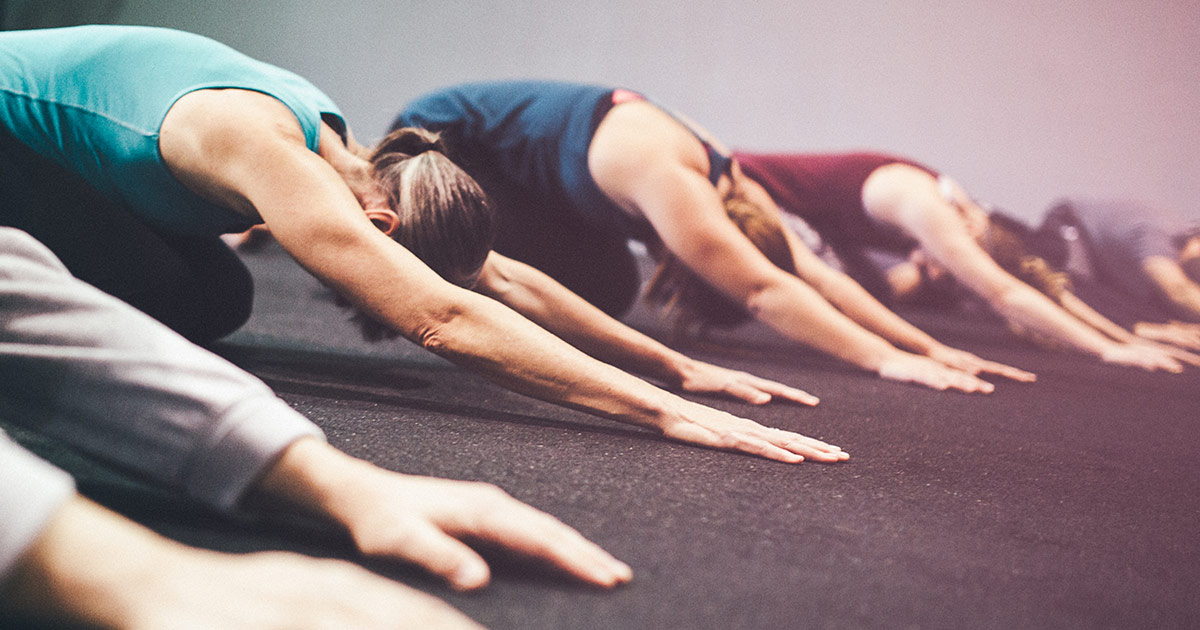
[612,560,633,582]
[453,561,490,590]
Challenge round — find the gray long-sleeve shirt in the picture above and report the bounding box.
[0,227,323,578]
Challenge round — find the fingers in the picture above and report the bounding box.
[357,518,493,591]
[722,379,773,405]
[663,415,848,464]
[443,490,633,588]
[750,377,821,406]
[978,360,1037,383]
[1136,348,1183,373]
[933,348,1036,384]
[879,357,995,394]
[1168,347,1200,368]
[682,364,819,406]
[771,428,849,463]
[953,371,994,394]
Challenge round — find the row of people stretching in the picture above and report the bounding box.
[2,25,1196,629]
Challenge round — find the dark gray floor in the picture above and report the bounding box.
[15,242,1200,629]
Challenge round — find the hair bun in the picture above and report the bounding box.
[370,126,446,162]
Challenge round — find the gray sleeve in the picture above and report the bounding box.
[0,228,325,512]
[0,430,76,579]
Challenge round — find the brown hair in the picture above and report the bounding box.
[984,212,1072,302]
[343,127,495,341]
[644,194,797,340]
[370,127,495,286]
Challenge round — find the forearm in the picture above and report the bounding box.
[410,289,676,429]
[1162,284,1200,322]
[1058,292,1136,343]
[992,284,1122,358]
[749,278,902,372]
[813,270,943,354]
[1143,256,1200,322]
[478,259,691,385]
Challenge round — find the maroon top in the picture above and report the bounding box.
[733,151,939,300]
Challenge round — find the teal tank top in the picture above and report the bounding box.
[0,25,345,235]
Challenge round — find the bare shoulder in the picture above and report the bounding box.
[160,89,306,159]
[158,89,311,215]
[588,101,710,204]
[861,162,942,222]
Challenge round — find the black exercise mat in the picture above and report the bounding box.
[10,240,1198,630]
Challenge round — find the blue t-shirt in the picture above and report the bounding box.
[0,25,345,235]
[394,80,735,242]
[394,80,624,234]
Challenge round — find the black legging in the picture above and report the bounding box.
[0,132,253,344]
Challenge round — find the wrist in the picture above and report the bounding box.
[249,437,362,522]
[856,342,899,373]
[667,354,702,386]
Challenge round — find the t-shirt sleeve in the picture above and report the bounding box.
[0,228,325,513]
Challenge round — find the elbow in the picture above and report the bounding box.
[741,281,777,320]
[410,297,473,355]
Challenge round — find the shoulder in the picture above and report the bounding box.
[589,101,708,190]
[158,89,316,214]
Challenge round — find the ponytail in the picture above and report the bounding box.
[369,127,447,171]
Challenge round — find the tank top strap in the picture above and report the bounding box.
[608,89,733,186]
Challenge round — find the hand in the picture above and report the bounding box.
[3,496,483,630]
[926,344,1037,383]
[877,351,996,393]
[656,399,849,464]
[1127,334,1200,368]
[1100,343,1183,373]
[676,359,820,406]
[1133,321,1200,352]
[255,439,633,592]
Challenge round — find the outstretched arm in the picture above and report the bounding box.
[0,226,629,590]
[589,122,994,393]
[864,165,1181,373]
[1143,255,1200,322]
[1058,291,1200,366]
[161,90,845,464]
[737,177,1034,383]
[475,252,819,405]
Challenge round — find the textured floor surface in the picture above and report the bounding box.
[11,242,1200,629]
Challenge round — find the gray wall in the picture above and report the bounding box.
[26,0,1200,221]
